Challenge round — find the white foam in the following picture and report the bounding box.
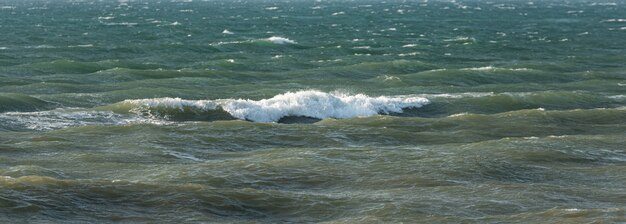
[123,91,430,123]
[124,98,219,112]
[265,36,297,44]
[0,109,154,131]
[222,29,234,34]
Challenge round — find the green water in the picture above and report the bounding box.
[1,0,625,222]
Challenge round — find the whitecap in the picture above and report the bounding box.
[398,52,420,57]
[443,36,476,43]
[68,44,94,48]
[211,40,243,46]
[448,113,469,117]
[461,66,496,71]
[104,22,138,26]
[265,36,297,44]
[222,29,234,34]
[24,45,56,49]
[461,66,530,71]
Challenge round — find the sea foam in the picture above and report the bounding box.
[123,90,429,122]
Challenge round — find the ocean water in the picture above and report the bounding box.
[1,0,625,222]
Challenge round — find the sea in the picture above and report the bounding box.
[1,0,625,223]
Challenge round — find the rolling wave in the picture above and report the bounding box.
[117,90,430,122]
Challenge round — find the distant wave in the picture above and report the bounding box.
[264,36,297,44]
[211,36,297,46]
[119,90,429,122]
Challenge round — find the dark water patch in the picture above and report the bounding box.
[277,116,321,124]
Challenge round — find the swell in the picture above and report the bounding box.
[0,175,348,222]
[0,94,55,113]
[314,107,626,145]
[12,59,162,75]
[398,67,577,86]
[405,91,624,117]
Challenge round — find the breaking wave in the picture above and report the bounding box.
[118,90,429,122]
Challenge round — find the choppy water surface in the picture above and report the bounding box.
[1,0,625,222]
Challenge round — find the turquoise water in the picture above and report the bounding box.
[1,0,625,222]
